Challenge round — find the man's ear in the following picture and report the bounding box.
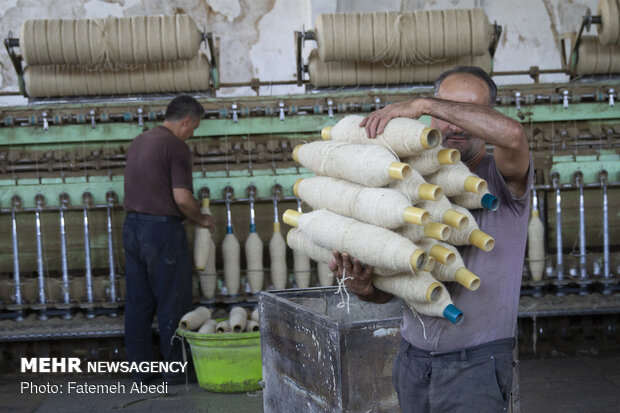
[182,116,193,127]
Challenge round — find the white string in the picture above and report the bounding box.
[170,330,189,391]
[334,267,354,314]
[408,304,428,340]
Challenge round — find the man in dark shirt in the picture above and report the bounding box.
[123,95,215,384]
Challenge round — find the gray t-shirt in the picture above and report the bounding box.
[401,153,532,352]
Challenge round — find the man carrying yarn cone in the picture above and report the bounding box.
[123,95,215,385]
[331,66,531,412]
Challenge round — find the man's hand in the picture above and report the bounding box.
[329,251,375,296]
[360,99,426,138]
[328,251,394,303]
[200,214,216,233]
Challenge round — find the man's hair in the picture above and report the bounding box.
[434,66,497,106]
[165,95,204,121]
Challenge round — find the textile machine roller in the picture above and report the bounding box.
[0,6,619,361]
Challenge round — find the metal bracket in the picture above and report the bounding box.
[295,30,316,86]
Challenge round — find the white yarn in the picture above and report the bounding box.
[216,320,231,333]
[298,176,422,229]
[198,319,217,334]
[406,146,457,176]
[528,211,545,281]
[416,197,467,229]
[222,233,241,295]
[389,168,443,203]
[269,231,289,290]
[405,282,456,321]
[373,271,442,304]
[296,209,425,273]
[293,249,312,288]
[425,163,486,196]
[328,115,437,156]
[199,238,217,299]
[245,232,264,294]
[449,191,492,210]
[193,202,212,270]
[179,306,211,330]
[335,267,354,314]
[229,306,249,332]
[317,262,335,287]
[295,141,405,187]
[287,228,334,264]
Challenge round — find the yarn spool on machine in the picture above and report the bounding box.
[0,4,620,363]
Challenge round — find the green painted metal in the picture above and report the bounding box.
[1,102,618,146]
[551,152,620,184]
[0,167,313,208]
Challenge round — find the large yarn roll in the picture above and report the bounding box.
[405,146,460,176]
[245,233,264,294]
[446,207,494,252]
[425,163,487,196]
[194,199,212,270]
[293,141,410,187]
[317,262,334,287]
[24,54,210,98]
[222,233,241,295]
[449,191,499,211]
[286,227,334,264]
[308,49,493,87]
[323,115,439,156]
[315,9,492,64]
[575,35,620,75]
[199,238,217,299]
[286,209,428,273]
[430,242,480,291]
[179,306,211,330]
[269,227,289,290]
[597,0,620,45]
[417,198,468,229]
[528,209,545,281]
[373,271,442,304]
[389,168,443,203]
[406,283,463,324]
[20,15,202,66]
[295,176,429,229]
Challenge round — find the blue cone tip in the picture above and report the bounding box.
[443,304,464,325]
[481,193,499,211]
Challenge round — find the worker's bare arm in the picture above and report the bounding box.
[173,188,215,231]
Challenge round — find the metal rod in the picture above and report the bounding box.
[601,173,610,279]
[225,189,233,234]
[106,204,117,302]
[553,174,564,280]
[59,208,71,304]
[35,207,46,305]
[248,186,257,233]
[576,173,588,279]
[83,206,94,303]
[11,210,22,306]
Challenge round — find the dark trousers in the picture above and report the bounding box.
[393,337,515,413]
[122,212,192,381]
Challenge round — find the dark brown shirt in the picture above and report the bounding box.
[123,126,193,217]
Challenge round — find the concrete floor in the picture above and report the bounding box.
[2,353,619,412]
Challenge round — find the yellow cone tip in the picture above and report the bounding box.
[410,249,427,271]
[464,176,487,194]
[443,209,468,229]
[195,265,205,271]
[293,178,303,197]
[283,209,301,227]
[389,162,412,180]
[321,126,333,140]
[531,209,540,218]
[421,127,441,149]
[438,148,460,165]
[403,206,430,226]
[292,144,303,163]
[454,267,481,291]
[427,282,443,303]
[424,222,451,241]
[418,183,443,201]
[201,198,210,208]
[273,222,281,233]
[469,229,494,251]
[429,245,456,266]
